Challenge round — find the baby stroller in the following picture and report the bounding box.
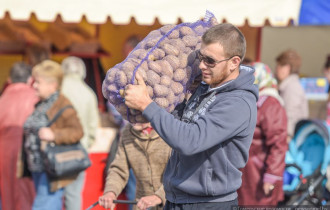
[282,119,330,206]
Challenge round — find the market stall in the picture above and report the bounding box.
[1,0,330,209]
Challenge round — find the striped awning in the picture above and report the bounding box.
[0,0,302,26]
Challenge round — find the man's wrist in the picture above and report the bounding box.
[140,99,153,111]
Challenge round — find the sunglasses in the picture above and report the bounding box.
[197,50,237,68]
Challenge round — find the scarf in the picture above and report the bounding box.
[252,62,284,106]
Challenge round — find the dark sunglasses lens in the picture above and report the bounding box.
[205,57,216,65]
[198,51,216,66]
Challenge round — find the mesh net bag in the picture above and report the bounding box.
[102,11,218,123]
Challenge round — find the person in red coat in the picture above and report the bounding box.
[0,62,39,210]
[238,62,288,206]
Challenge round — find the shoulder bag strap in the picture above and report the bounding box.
[46,105,74,127]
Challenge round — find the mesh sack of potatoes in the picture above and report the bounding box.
[102,11,218,123]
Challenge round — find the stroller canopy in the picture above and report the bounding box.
[284,119,330,192]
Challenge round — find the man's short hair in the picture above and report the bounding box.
[10,62,32,83]
[61,56,86,79]
[202,23,246,61]
[32,60,64,88]
[276,49,301,74]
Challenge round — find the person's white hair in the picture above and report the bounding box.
[61,56,86,79]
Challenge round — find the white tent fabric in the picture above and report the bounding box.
[1,0,302,26]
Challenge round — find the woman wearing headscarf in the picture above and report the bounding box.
[19,60,83,210]
[238,62,288,205]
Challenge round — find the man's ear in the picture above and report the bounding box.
[230,56,241,72]
[7,78,12,84]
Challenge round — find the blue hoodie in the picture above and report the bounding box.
[142,65,258,203]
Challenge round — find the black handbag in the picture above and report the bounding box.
[42,105,91,178]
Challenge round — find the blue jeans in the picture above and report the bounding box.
[31,172,64,210]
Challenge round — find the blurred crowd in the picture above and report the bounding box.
[0,47,100,210]
[0,26,329,210]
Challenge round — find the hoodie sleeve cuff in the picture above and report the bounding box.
[142,102,161,121]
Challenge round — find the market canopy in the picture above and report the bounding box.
[1,0,302,26]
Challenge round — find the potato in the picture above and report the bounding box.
[119,89,125,97]
[164,55,180,70]
[122,62,136,72]
[125,67,146,85]
[182,35,199,47]
[167,104,175,113]
[182,77,189,85]
[126,73,136,85]
[136,67,147,80]
[155,97,169,109]
[160,75,172,87]
[107,84,117,93]
[107,67,119,83]
[160,60,174,78]
[193,25,205,35]
[154,84,169,97]
[173,68,186,82]
[180,26,195,36]
[184,47,193,55]
[146,37,161,49]
[169,39,186,51]
[166,90,175,104]
[158,37,170,48]
[179,53,188,68]
[110,95,124,105]
[161,43,179,56]
[149,48,165,61]
[140,60,148,70]
[146,70,161,87]
[148,30,162,37]
[168,29,180,39]
[171,81,184,95]
[126,58,141,66]
[148,61,162,74]
[115,71,127,87]
[131,49,147,59]
[160,25,176,35]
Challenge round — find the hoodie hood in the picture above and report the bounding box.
[207,65,259,102]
